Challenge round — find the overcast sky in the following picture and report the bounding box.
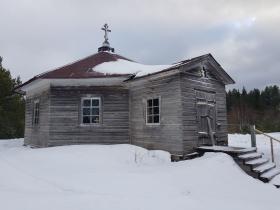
[0,0,279,89]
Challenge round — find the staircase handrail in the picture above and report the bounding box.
[250,125,280,164]
[254,128,280,143]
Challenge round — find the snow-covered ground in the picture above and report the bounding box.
[0,138,279,210]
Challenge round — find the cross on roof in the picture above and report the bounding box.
[102,23,111,43]
[98,23,114,52]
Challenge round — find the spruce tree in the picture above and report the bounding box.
[0,57,25,139]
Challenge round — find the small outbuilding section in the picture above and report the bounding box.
[16,25,235,155]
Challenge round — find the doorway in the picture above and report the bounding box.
[195,90,216,145]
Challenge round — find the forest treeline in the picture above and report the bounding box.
[0,57,25,139]
[227,85,280,133]
[0,56,279,138]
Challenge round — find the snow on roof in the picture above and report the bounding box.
[92,58,175,78]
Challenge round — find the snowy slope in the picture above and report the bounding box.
[0,139,279,210]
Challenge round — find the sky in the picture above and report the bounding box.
[0,0,279,90]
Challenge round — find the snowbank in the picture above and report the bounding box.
[0,138,279,210]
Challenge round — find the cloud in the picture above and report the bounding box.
[0,0,279,90]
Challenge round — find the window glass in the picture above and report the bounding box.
[92,116,99,123]
[83,108,90,115]
[153,107,159,115]
[83,116,90,124]
[92,99,99,106]
[154,115,160,123]
[83,99,91,107]
[92,108,99,115]
[153,98,159,106]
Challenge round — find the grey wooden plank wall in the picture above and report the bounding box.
[24,90,50,147]
[48,86,129,146]
[129,65,228,155]
[180,70,228,153]
[129,74,184,154]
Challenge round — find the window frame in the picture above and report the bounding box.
[80,97,101,126]
[33,99,40,126]
[146,97,161,125]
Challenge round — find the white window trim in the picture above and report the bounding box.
[33,99,40,126]
[146,97,161,125]
[81,97,101,125]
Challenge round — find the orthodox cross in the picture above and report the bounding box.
[102,23,111,43]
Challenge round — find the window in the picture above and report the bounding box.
[81,97,101,124]
[33,100,40,125]
[146,98,160,124]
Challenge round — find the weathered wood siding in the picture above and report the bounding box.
[48,86,129,146]
[180,71,228,153]
[129,74,184,154]
[129,66,228,155]
[24,90,50,147]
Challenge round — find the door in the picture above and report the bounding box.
[195,90,216,145]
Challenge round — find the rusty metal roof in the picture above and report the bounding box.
[15,51,133,91]
[39,51,132,79]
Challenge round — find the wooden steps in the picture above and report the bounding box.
[260,168,280,182]
[253,162,276,173]
[196,145,280,185]
[245,158,269,167]
[234,147,257,154]
[238,152,262,160]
